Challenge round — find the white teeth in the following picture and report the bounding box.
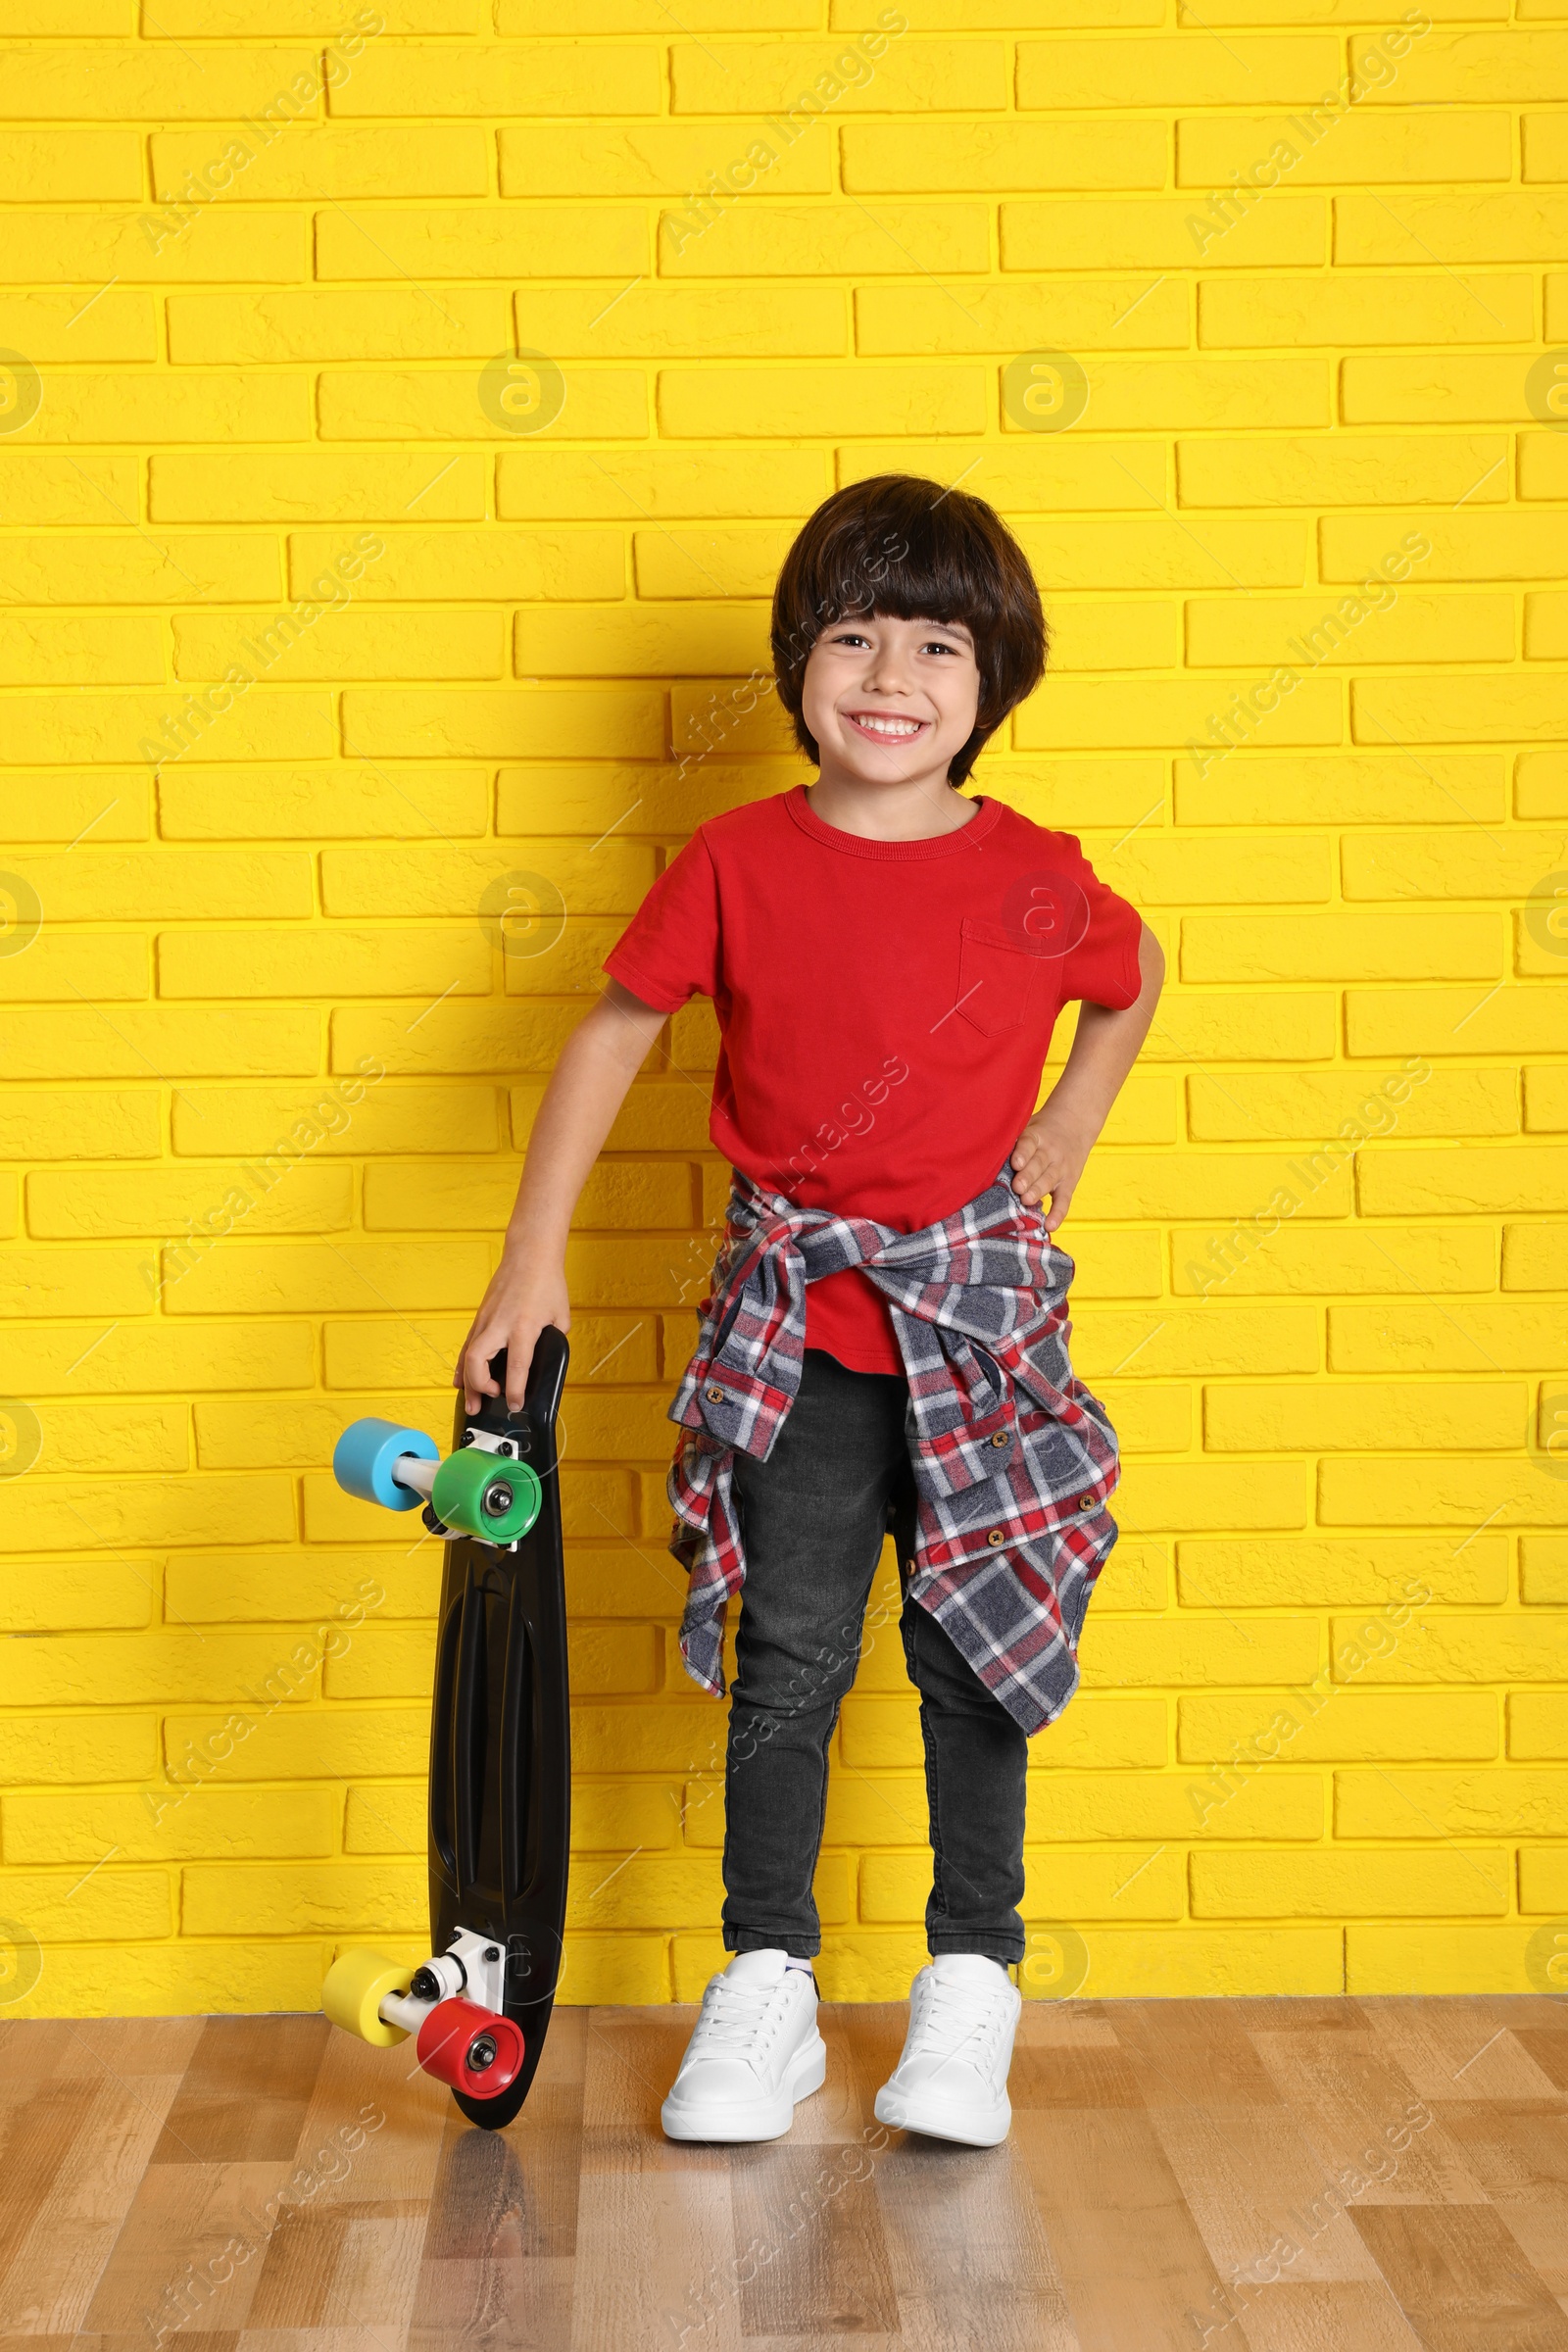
[853,714,921,736]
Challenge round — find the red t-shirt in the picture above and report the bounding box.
[604,785,1143,1375]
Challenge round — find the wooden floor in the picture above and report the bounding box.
[5,1995,1568,2350]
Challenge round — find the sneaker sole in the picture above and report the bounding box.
[661,2031,827,2143]
[872,2082,1011,2148]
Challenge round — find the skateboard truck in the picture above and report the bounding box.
[323,1927,526,2102]
[331,1416,543,1547]
[321,1334,572,2131]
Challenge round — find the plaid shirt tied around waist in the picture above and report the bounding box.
[665,1164,1121,1738]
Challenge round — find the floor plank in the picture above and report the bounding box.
[0,2062,184,2334]
[1234,2279,1427,2350]
[1351,2202,1568,2350]
[1250,2027,1490,2208]
[150,2017,330,2166]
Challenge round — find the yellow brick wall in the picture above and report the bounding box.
[0,0,1564,2020]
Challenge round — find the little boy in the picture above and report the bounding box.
[457,474,1162,2149]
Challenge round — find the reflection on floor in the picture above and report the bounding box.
[4,1994,1568,2349]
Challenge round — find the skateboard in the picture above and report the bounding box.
[320,1330,571,2130]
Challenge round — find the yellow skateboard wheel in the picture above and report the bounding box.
[323,1948,411,2047]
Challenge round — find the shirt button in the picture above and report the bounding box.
[987,1529,1005,1547]
[705,1385,724,1403]
[1077,1494,1097,1512]
[989,1431,1009,1448]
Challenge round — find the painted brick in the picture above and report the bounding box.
[1085,1617,1319,1686]
[0,1087,150,1160]
[1016,34,1342,106]
[657,367,986,439]
[0,125,139,197]
[1336,192,1568,265]
[313,205,644,281]
[0,45,325,120]
[1336,1771,1568,1839]
[0,1005,318,1081]
[841,441,1173,508]
[182,610,504,687]
[1345,356,1568,427]
[0,535,278,605]
[1356,1149,1568,1219]
[1205,1381,1523,1454]
[1347,987,1567,1062]
[1182,913,1498,984]
[1524,114,1568,180]
[1173,1222,1494,1298]
[149,453,487,525]
[1176,1537,1507,1609]
[0,291,153,365]
[1,1321,312,1396]
[6,1787,337,1863]
[1003,197,1326,271]
[498,122,830,198]
[19,370,308,445]
[1187,593,1511,669]
[0,210,301,281]
[0,462,145,532]
[330,45,659,116]
[1179,112,1511,188]
[1186,1068,1515,1140]
[1191,1849,1508,1918]
[1018,518,1307,595]
[1510,1690,1568,1755]
[498,447,829,521]
[1177,755,1503,826]
[318,368,647,444]
[1321,1456,1568,1536]
[1519,441,1568,506]
[158,766,486,839]
[669,40,1007,113]
[1177,432,1510,506]
[1179,1692,1498,1763]
[1348,28,1568,103]
[844,119,1166,191]
[0,1713,157,1786]
[0,1869,171,1945]
[151,123,486,201]
[169,287,505,366]
[660,201,990,277]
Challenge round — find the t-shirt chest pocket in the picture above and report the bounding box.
[954,916,1042,1037]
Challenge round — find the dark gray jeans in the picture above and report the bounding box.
[722,1348,1029,1966]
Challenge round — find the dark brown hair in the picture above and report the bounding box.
[769,473,1047,789]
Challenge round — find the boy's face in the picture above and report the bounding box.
[800,612,981,791]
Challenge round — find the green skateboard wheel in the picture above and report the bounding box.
[430,1446,542,1544]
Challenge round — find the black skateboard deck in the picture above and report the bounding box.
[428,1330,572,2127]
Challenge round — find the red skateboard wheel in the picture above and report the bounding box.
[416,1996,525,2099]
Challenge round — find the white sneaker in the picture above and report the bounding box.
[661,1949,827,2142]
[873,1953,1022,2147]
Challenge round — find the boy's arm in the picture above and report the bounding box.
[457,977,667,1411]
[1009,922,1165,1234]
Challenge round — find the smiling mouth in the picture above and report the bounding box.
[844,710,928,742]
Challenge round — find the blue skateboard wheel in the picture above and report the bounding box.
[333,1417,440,1512]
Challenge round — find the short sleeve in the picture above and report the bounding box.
[602,830,722,1013]
[1055,837,1144,1010]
